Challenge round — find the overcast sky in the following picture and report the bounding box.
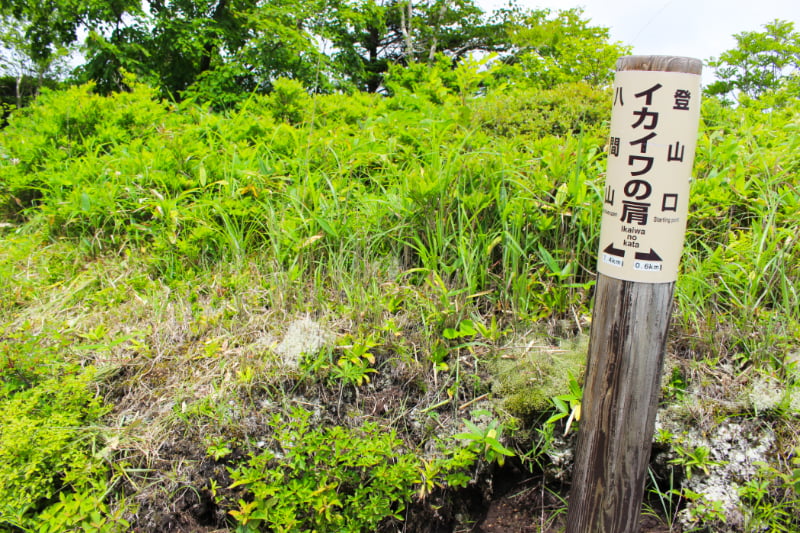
[482,0,800,75]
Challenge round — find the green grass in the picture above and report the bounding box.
[0,75,798,531]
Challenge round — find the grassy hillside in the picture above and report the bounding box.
[0,75,798,532]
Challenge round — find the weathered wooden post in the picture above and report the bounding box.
[565,56,702,533]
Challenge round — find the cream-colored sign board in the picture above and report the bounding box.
[598,70,702,283]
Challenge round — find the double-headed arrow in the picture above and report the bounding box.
[604,244,663,262]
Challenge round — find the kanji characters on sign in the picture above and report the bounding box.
[673,89,691,110]
[597,69,702,283]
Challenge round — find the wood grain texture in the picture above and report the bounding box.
[565,275,674,533]
[564,55,698,533]
[617,55,702,74]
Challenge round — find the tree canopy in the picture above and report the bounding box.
[3,0,800,110]
[0,0,629,105]
[706,19,800,102]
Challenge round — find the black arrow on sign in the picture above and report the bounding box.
[634,249,662,261]
[603,243,625,257]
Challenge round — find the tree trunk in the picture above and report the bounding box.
[400,0,414,61]
[199,0,229,74]
[428,2,449,63]
[15,72,22,109]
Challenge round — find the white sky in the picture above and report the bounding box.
[482,0,800,69]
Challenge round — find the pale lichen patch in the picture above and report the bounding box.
[275,317,333,369]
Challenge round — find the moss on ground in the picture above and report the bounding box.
[490,334,588,420]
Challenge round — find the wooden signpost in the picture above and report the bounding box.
[565,56,703,533]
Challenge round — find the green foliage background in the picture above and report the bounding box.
[0,11,798,533]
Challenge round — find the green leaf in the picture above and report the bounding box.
[458,319,477,336]
[453,432,481,442]
[545,411,568,425]
[487,440,515,457]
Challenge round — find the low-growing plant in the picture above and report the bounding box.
[0,369,115,530]
[545,371,583,435]
[331,334,379,388]
[35,482,132,533]
[417,443,480,500]
[1,322,70,396]
[738,456,800,532]
[680,488,727,530]
[644,466,682,532]
[669,444,726,481]
[226,408,421,532]
[205,437,234,462]
[453,412,516,467]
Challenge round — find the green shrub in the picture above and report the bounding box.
[470,82,609,138]
[0,369,112,530]
[227,408,422,532]
[0,79,169,220]
[266,77,312,125]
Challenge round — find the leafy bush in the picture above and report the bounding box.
[471,82,609,138]
[0,40,798,533]
[0,369,112,530]
[0,75,61,125]
[266,77,312,125]
[0,79,169,220]
[227,409,422,532]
